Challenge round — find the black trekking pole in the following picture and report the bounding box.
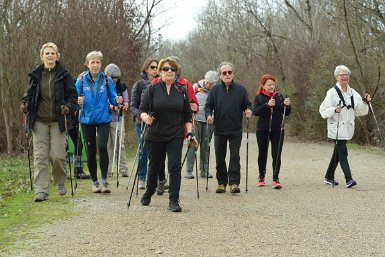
[194,145,200,199]
[245,117,249,193]
[205,123,211,191]
[331,100,342,188]
[63,112,74,196]
[264,99,274,179]
[273,99,287,178]
[24,114,33,191]
[128,123,148,209]
[367,100,385,146]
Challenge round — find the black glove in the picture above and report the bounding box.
[61,105,69,115]
[187,132,195,142]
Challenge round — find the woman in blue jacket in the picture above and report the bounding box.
[76,51,122,193]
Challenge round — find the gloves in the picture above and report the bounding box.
[186,132,195,142]
[61,105,69,115]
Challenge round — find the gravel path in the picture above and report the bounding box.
[10,137,385,257]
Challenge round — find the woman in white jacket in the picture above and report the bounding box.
[319,65,371,188]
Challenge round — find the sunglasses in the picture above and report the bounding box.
[149,65,158,70]
[221,70,233,76]
[161,66,178,72]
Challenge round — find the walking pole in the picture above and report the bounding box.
[194,145,200,199]
[63,112,74,196]
[264,98,274,180]
[117,111,125,188]
[206,123,211,191]
[273,102,287,177]
[367,100,384,146]
[128,123,148,209]
[73,108,81,190]
[24,114,33,191]
[245,117,249,193]
[111,108,119,178]
[331,100,342,188]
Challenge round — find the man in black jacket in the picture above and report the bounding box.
[205,62,252,194]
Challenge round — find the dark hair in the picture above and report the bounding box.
[141,58,158,73]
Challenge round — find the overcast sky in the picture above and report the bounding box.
[154,0,207,41]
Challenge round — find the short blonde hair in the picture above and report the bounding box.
[85,50,103,65]
[40,42,60,61]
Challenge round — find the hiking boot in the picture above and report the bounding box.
[92,182,101,193]
[121,171,129,177]
[201,172,213,178]
[138,179,146,189]
[76,168,90,179]
[230,184,241,193]
[141,191,153,206]
[156,180,166,195]
[185,171,194,179]
[101,182,111,193]
[168,200,182,212]
[272,180,282,189]
[346,179,357,188]
[34,192,48,202]
[324,178,339,186]
[58,184,67,196]
[216,184,226,193]
[257,177,265,187]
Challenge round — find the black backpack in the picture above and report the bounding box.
[334,85,354,110]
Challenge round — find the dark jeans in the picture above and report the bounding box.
[82,123,110,182]
[214,133,242,186]
[147,137,183,201]
[325,140,352,182]
[256,130,284,181]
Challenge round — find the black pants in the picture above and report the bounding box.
[325,140,352,182]
[214,133,242,186]
[256,129,284,181]
[147,137,183,201]
[82,123,110,182]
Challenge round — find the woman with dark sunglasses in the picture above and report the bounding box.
[253,74,291,189]
[130,58,159,189]
[139,57,197,212]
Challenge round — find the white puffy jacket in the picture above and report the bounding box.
[319,83,368,140]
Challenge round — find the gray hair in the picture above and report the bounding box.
[217,62,235,73]
[85,50,103,65]
[204,70,219,83]
[334,65,351,77]
[104,63,121,77]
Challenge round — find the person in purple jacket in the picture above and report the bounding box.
[105,63,129,177]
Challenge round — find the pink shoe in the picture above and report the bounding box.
[257,177,265,187]
[272,180,282,189]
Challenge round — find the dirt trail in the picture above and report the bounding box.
[10,137,385,257]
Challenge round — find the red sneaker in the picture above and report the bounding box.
[272,180,282,189]
[257,177,265,187]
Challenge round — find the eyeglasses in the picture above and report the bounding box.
[111,77,119,80]
[161,66,178,72]
[338,73,350,77]
[221,70,233,76]
[149,65,158,70]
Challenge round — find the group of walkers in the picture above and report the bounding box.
[21,42,372,212]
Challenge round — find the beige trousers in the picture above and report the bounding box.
[32,121,67,194]
[107,120,128,174]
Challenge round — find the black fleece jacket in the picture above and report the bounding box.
[22,61,77,133]
[204,81,251,135]
[253,93,291,131]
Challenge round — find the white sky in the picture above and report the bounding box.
[154,0,208,41]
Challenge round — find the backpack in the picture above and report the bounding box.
[334,85,354,110]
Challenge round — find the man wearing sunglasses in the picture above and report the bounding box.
[205,62,252,194]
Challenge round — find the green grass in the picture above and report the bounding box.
[0,144,137,256]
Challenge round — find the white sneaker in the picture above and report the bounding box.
[101,182,111,193]
[138,179,146,189]
[92,182,101,193]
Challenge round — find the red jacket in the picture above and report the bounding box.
[152,75,199,113]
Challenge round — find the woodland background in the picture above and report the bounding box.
[1,0,385,155]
